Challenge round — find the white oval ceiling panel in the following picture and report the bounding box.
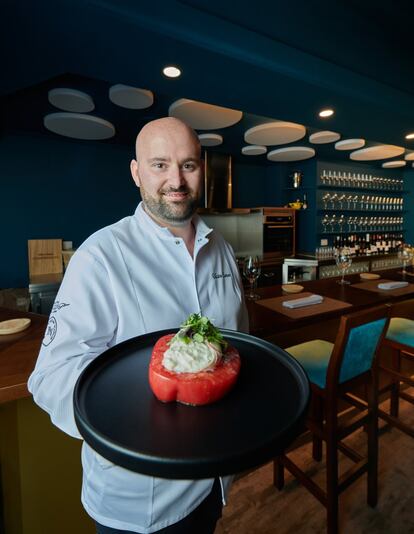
[382,160,406,168]
[48,88,95,112]
[109,84,154,109]
[404,152,414,161]
[350,144,404,161]
[335,138,365,151]
[169,99,242,129]
[267,146,315,162]
[245,121,306,146]
[241,145,267,156]
[44,113,115,140]
[309,131,340,144]
[198,133,223,147]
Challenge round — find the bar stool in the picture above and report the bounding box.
[378,298,414,437]
[273,305,390,534]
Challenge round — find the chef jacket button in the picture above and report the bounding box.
[175,240,180,245]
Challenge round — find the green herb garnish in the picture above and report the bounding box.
[175,313,227,350]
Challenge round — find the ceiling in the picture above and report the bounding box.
[2,0,414,167]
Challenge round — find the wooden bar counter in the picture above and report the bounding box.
[0,308,47,404]
[0,308,95,534]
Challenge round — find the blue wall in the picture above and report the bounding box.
[1,133,138,287]
[232,161,268,207]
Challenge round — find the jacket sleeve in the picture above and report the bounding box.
[28,249,117,438]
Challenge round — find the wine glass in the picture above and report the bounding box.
[398,244,414,275]
[335,247,352,285]
[243,255,261,300]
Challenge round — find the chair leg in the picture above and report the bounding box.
[273,457,285,490]
[366,373,378,507]
[311,394,324,461]
[325,410,339,534]
[390,349,401,418]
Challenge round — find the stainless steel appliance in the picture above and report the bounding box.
[203,151,232,209]
[282,258,318,284]
[199,207,296,263]
[262,209,296,260]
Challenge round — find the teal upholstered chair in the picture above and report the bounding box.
[274,305,390,534]
[379,298,414,437]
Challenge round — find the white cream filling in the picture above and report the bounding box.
[162,339,218,373]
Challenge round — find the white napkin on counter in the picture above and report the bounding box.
[378,281,409,290]
[283,294,324,309]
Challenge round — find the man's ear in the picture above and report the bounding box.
[130,159,141,188]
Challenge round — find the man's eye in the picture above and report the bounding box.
[183,163,196,170]
[152,163,166,169]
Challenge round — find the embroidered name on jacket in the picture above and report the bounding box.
[212,272,232,279]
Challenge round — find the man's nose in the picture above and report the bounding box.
[167,165,186,188]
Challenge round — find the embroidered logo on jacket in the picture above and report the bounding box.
[51,301,70,313]
[42,316,57,346]
[42,301,70,346]
[212,272,232,279]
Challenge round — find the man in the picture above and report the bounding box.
[29,117,248,534]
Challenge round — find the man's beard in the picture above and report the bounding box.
[141,186,200,226]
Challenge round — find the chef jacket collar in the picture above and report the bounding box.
[134,202,213,241]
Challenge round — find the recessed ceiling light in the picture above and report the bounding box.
[319,109,334,118]
[405,133,414,140]
[163,66,181,78]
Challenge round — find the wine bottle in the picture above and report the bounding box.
[354,234,360,256]
[384,233,389,254]
[302,193,308,210]
[366,233,371,256]
[359,235,365,256]
[349,234,356,256]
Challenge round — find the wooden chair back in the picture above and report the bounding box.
[388,298,414,320]
[325,305,390,397]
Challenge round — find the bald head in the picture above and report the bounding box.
[130,116,203,228]
[135,117,200,162]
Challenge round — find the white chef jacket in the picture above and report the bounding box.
[28,202,249,533]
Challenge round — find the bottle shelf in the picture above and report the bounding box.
[317,184,408,194]
[317,208,405,214]
[318,230,406,235]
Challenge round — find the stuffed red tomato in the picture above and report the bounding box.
[148,315,241,406]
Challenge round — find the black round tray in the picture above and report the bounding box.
[73,329,310,479]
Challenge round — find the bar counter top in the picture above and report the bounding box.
[0,307,47,404]
[1,267,413,404]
